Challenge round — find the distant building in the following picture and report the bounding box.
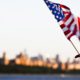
[55,54,61,64]
[3,52,10,65]
[31,57,39,61]
[15,52,31,66]
[31,55,44,67]
[0,52,9,65]
[9,59,15,65]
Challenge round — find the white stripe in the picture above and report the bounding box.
[65,15,73,26]
[61,7,70,12]
[75,17,80,40]
[70,21,76,31]
[66,31,73,38]
[59,20,64,25]
[64,13,69,17]
[62,27,68,32]
[75,17,79,31]
[76,31,80,38]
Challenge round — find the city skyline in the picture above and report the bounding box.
[1,51,80,71]
[0,0,80,62]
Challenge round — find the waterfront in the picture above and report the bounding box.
[0,75,80,80]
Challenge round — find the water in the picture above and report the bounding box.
[0,74,80,80]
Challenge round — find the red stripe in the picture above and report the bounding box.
[63,12,71,22]
[72,25,77,35]
[78,17,80,31]
[64,24,77,40]
[60,24,65,28]
[64,29,71,35]
[77,17,80,40]
[60,4,70,10]
[63,11,70,14]
[67,33,74,40]
[79,37,80,40]
[67,18,74,28]
[67,25,77,40]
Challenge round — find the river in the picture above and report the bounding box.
[0,74,80,80]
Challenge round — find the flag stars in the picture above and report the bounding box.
[50,1,53,4]
[54,11,56,13]
[56,15,59,19]
[58,12,60,15]
[59,17,62,20]
[45,0,65,22]
[45,0,48,3]
[52,6,55,9]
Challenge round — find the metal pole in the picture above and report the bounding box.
[70,40,80,55]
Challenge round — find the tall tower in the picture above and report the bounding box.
[55,54,60,64]
[3,52,6,62]
[3,52,9,65]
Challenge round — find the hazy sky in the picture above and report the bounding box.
[0,0,80,62]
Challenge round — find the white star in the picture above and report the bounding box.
[46,0,48,3]
[56,15,59,18]
[59,17,62,20]
[54,11,56,13]
[50,1,53,4]
[58,12,60,15]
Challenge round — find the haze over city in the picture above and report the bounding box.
[0,0,80,62]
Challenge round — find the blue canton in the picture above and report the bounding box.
[45,0,65,22]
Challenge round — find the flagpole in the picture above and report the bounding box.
[70,40,80,58]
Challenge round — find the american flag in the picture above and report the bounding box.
[44,0,80,41]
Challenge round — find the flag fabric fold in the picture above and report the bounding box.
[76,17,80,40]
[44,0,80,41]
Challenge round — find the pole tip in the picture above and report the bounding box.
[75,54,80,58]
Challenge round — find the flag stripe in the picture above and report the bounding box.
[70,21,76,31]
[60,23,65,28]
[67,18,74,28]
[64,14,73,25]
[44,0,80,40]
[78,17,80,31]
[63,27,68,32]
[64,29,71,35]
[60,4,70,10]
[67,32,74,40]
[63,12,71,22]
[73,25,77,34]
